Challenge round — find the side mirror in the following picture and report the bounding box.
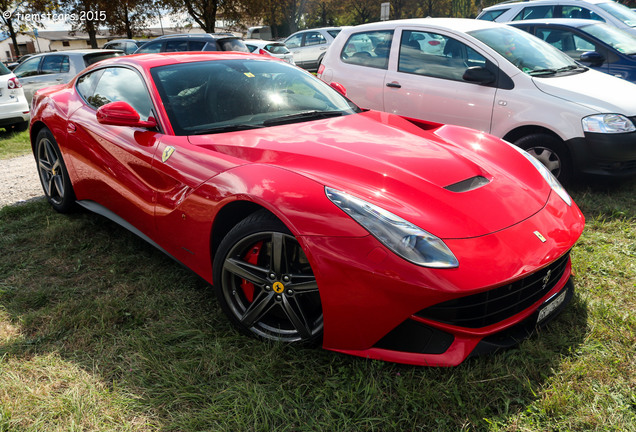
[329,81,347,96]
[579,51,604,67]
[96,101,157,128]
[463,66,495,85]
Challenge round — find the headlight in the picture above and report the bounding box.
[325,187,459,268]
[582,114,635,134]
[509,144,572,207]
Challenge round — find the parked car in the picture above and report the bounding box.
[509,18,636,83]
[246,26,272,40]
[134,33,249,54]
[244,39,295,64]
[6,53,34,70]
[284,27,345,71]
[0,62,30,131]
[318,18,636,184]
[477,0,636,37]
[13,49,123,104]
[103,39,146,54]
[29,52,584,367]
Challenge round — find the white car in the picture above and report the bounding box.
[244,39,295,64]
[477,0,636,37]
[318,18,636,184]
[284,27,345,71]
[0,63,30,131]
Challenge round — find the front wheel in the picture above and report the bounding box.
[514,133,572,185]
[35,128,76,213]
[213,210,323,345]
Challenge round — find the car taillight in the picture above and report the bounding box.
[258,48,272,56]
[7,77,21,89]
[428,40,440,46]
[317,64,325,77]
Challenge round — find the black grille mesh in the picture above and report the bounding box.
[415,252,570,328]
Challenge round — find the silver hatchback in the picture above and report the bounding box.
[284,27,345,72]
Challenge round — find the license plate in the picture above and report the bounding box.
[537,289,568,324]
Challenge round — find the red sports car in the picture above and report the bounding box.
[30,52,585,366]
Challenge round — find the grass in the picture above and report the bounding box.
[1,134,635,431]
[0,129,30,159]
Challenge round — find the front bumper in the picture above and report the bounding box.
[301,190,584,366]
[566,131,636,177]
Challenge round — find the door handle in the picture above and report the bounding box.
[386,82,402,88]
[67,122,76,133]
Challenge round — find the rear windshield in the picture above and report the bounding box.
[264,43,290,54]
[219,39,250,52]
[84,52,123,67]
[0,62,11,76]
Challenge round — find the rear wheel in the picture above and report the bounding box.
[35,128,76,213]
[514,133,572,185]
[213,210,323,345]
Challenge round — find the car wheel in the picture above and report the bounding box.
[213,210,323,344]
[514,133,572,185]
[35,128,76,213]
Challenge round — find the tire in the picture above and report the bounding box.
[35,128,76,213]
[213,210,323,345]
[514,133,572,185]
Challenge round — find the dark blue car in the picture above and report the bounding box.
[509,18,636,83]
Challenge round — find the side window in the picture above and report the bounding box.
[539,28,596,57]
[340,30,393,69]
[85,67,153,120]
[478,9,509,21]
[165,40,188,52]
[40,55,69,74]
[285,34,303,48]
[561,6,601,20]
[513,6,554,20]
[304,32,326,46]
[189,41,206,51]
[136,41,162,54]
[398,31,486,82]
[76,69,104,100]
[14,57,41,78]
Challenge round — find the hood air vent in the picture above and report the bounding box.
[444,176,490,193]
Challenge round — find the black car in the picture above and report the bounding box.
[134,33,249,54]
[510,18,636,83]
[103,39,146,55]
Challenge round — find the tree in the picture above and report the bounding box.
[101,0,155,39]
[0,0,51,58]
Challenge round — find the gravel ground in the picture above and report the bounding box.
[0,154,45,208]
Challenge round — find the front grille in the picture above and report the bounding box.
[415,252,570,328]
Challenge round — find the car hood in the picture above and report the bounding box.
[531,69,636,115]
[188,111,552,239]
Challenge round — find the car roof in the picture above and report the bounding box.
[508,17,607,27]
[94,52,259,71]
[484,0,612,9]
[340,18,506,33]
[152,33,239,40]
[26,49,123,59]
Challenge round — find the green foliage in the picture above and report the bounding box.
[0,177,634,431]
[0,129,30,159]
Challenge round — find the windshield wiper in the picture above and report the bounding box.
[263,110,344,126]
[190,124,265,135]
[528,68,558,76]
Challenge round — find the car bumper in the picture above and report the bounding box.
[566,132,636,177]
[0,99,30,126]
[301,190,584,366]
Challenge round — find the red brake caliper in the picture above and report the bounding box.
[240,241,263,303]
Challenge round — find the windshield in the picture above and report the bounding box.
[582,22,636,54]
[469,26,580,76]
[597,1,636,27]
[151,59,359,135]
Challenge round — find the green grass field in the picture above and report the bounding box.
[1,133,634,431]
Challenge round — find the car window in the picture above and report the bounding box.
[285,34,303,48]
[189,41,206,51]
[304,32,326,46]
[0,62,10,76]
[512,6,554,20]
[597,1,636,26]
[398,31,486,81]
[327,29,342,38]
[165,40,188,52]
[478,9,509,21]
[76,69,105,100]
[340,30,393,69]
[83,67,153,120]
[84,52,123,66]
[40,55,70,74]
[537,28,595,57]
[136,41,162,53]
[582,22,636,54]
[14,57,41,78]
[561,6,601,20]
[264,44,290,54]
[218,39,249,52]
[151,59,359,135]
